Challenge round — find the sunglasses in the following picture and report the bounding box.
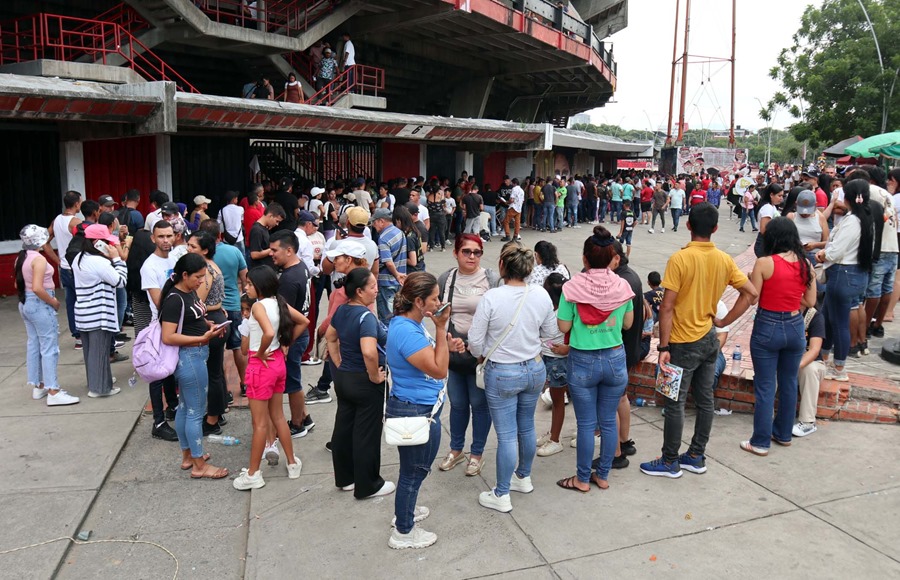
[460,249,483,257]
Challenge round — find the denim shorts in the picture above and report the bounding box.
[620,230,633,246]
[225,309,243,350]
[866,252,897,298]
[543,355,568,387]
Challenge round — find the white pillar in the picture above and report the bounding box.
[59,140,85,197]
[156,134,173,194]
[456,151,473,177]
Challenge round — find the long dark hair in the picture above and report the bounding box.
[14,250,27,304]
[247,266,294,346]
[190,230,217,259]
[392,205,415,234]
[781,186,807,216]
[844,179,875,272]
[394,271,438,315]
[759,183,783,208]
[161,253,207,303]
[762,217,813,287]
[75,234,111,267]
[344,267,374,301]
[534,240,560,269]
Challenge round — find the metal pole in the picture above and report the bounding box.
[675,0,691,144]
[729,0,736,147]
[665,0,680,146]
[855,0,887,133]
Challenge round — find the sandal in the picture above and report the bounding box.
[190,464,229,479]
[590,474,609,490]
[556,475,589,493]
[181,453,211,470]
[740,441,768,456]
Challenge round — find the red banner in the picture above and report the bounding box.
[616,160,653,170]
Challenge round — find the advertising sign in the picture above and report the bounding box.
[676,147,749,175]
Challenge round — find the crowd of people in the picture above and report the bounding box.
[13,162,899,549]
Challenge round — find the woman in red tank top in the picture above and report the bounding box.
[741,217,817,456]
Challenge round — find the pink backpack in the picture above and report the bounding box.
[132,297,184,383]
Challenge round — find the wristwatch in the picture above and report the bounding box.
[657,345,670,352]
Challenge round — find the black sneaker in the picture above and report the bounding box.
[325,441,332,453]
[301,414,315,432]
[115,332,131,342]
[306,387,333,405]
[165,407,177,421]
[152,421,178,441]
[225,391,234,406]
[289,420,308,439]
[500,236,511,242]
[873,325,885,338]
[611,455,630,469]
[620,439,636,457]
[202,420,222,436]
[218,416,228,427]
[867,323,874,338]
[109,351,129,363]
[240,384,247,397]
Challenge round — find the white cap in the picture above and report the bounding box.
[325,241,366,260]
[310,187,325,197]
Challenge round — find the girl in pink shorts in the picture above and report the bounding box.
[233,267,309,491]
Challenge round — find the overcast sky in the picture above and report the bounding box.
[585,0,824,133]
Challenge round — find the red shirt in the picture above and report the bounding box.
[640,187,653,202]
[241,200,265,243]
[759,255,807,312]
[815,187,828,209]
[690,189,707,205]
[701,178,711,190]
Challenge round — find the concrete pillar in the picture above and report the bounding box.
[448,77,494,119]
[456,151,474,178]
[156,135,173,195]
[505,152,533,181]
[59,140,85,196]
[419,144,427,177]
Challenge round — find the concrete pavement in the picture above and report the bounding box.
[1,211,898,578]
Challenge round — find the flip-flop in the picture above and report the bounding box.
[590,474,609,490]
[190,464,228,479]
[740,441,768,456]
[181,453,211,470]
[556,475,589,493]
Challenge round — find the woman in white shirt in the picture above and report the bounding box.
[468,245,557,513]
[526,240,570,287]
[754,184,785,256]
[815,179,876,381]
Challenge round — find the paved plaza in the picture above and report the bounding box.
[1,214,898,579]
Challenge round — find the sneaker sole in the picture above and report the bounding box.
[233,480,266,491]
[639,467,683,478]
[306,397,333,405]
[47,399,80,406]
[680,465,707,474]
[152,433,179,442]
[388,537,437,550]
[478,499,512,513]
[291,429,309,439]
[265,451,280,466]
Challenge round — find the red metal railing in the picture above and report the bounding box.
[307,64,384,107]
[195,0,337,36]
[0,13,199,93]
[283,50,315,82]
[78,2,149,35]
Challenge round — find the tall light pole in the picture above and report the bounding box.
[855,0,892,133]
[755,97,774,168]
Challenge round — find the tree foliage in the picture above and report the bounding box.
[770,0,900,147]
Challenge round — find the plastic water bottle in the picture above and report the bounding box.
[730,344,742,375]
[635,398,657,407]
[127,373,137,388]
[207,435,240,445]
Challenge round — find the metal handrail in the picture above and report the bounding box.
[306,64,384,107]
[0,13,199,93]
[195,0,337,36]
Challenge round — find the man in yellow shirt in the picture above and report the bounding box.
[640,203,758,478]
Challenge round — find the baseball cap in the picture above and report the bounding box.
[310,187,325,197]
[193,195,212,205]
[353,178,366,187]
[372,208,392,221]
[796,191,817,216]
[298,210,318,224]
[404,202,419,215]
[83,223,120,245]
[325,241,366,260]
[801,169,820,178]
[160,201,180,216]
[98,195,116,207]
[346,206,370,227]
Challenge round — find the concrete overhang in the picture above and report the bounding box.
[553,128,649,153]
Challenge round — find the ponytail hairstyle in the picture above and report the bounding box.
[843,178,875,272]
[247,266,294,346]
[331,258,370,289]
[14,250,27,304]
[161,252,208,303]
[343,267,375,301]
[761,217,813,288]
[499,244,534,281]
[544,272,567,310]
[394,271,438,316]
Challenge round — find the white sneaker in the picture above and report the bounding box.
[661,228,666,233]
[509,473,534,493]
[31,386,48,400]
[388,525,437,550]
[233,468,265,490]
[287,456,302,479]
[88,387,121,398]
[570,433,601,448]
[341,483,355,491]
[47,390,80,406]
[537,440,564,457]
[479,489,513,513]
[564,393,569,405]
[371,481,396,497]
[648,228,654,234]
[825,366,849,382]
[391,506,430,527]
[262,442,280,466]
[792,422,817,437]
[540,390,553,408]
[537,431,552,446]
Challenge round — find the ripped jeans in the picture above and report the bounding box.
[174,345,209,458]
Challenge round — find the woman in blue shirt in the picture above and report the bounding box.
[386,272,462,550]
[325,267,391,500]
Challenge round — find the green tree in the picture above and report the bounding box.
[770,0,899,147]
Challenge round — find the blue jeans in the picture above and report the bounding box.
[174,345,209,458]
[610,200,623,223]
[556,206,564,230]
[388,397,442,534]
[712,349,726,390]
[484,205,498,234]
[671,208,683,230]
[377,285,399,324]
[447,369,492,456]
[284,330,311,394]
[567,346,628,481]
[566,203,578,226]
[542,204,556,230]
[750,310,805,447]
[483,358,545,495]
[19,291,60,389]
[116,286,127,331]
[598,199,608,222]
[533,204,543,228]
[740,207,757,230]
[59,267,79,339]
[824,265,868,366]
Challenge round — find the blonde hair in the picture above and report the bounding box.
[499,245,534,281]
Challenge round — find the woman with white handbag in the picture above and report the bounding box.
[385,272,463,550]
[468,245,557,514]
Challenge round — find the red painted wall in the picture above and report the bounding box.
[83,136,157,214]
[483,151,507,190]
[381,142,420,182]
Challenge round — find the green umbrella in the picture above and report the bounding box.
[844,131,900,158]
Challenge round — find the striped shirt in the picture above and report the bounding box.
[377,224,406,288]
[71,254,128,332]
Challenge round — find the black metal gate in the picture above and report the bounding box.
[250,139,379,185]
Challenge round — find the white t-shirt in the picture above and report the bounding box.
[444,196,456,215]
[141,253,176,318]
[53,214,77,270]
[510,185,525,213]
[716,300,731,334]
[668,188,686,208]
[343,40,356,66]
[376,194,395,211]
[353,189,372,209]
[418,204,430,222]
[758,204,778,221]
[294,228,320,277]
[307,198,323,217]
[893,193,900,233]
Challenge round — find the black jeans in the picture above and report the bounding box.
[661,328,719,462]
[332,369,387,499]
[429,215,446,249]
[150,375,178,426]
[205,309,228,417]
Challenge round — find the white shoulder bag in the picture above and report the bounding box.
[383,384,445,446]
[474,287,530,389]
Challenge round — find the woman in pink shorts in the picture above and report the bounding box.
[233,266,309,491]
